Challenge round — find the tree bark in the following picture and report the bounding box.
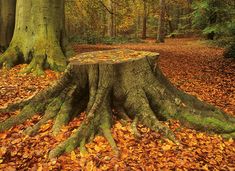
[107,0,114,37]
[142,0,147,39]
[165,6,174,34]
[0,49,234,159]
[157,0,165,43]
[0,0,16,51]
[0,0,67,74]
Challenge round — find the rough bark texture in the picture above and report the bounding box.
[0,0,16,51]
[0,0,67,74]
[107,0,114,37]
[142,0,147,39]
[0,49,234,159]
[157,0,165,43]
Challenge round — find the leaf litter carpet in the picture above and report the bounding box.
[0,38,234,170]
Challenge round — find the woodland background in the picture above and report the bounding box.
[65,0,235,51]
[0,0,235,170]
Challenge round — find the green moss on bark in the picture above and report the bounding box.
[0,0,67,74]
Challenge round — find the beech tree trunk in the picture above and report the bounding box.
[0,0,16,51]
[0,0,67,74]
[142,0,147,39]
[107,0,114,37]
[165,6,174,34]
[157,0,165,43]
[0,49,234,159]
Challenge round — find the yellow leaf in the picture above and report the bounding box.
[196,133,204,139]
[71,151,76,161]
[228,138,234,143]
[94,145,101,152]
[37,164,43,171]
[201,164,209,171]
[162,144,172,151]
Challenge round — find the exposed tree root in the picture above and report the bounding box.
[0,49,234,159]
[131,117,141,138]
[0,0,67,74]
[0,42,67,74]
[0,47,19,68]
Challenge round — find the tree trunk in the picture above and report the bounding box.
[0,0,16,51]
[207,12,217,40]
[0,49,234,159]
[107,0,114,37]
[142,0,147,39]
[135,14,141,38]
[165,6,174,34]
[175,5,180,30]
[157,0,165,43]
[0,0,67,74]
[113,2,117,37]
[187,0,193,29]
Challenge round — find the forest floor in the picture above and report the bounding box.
[0,38,234,170]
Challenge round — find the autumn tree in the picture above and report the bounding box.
[142,0,148,39]
[192,0,235,40]
[0,0,67,74]
[157,0,165,42]
[106,0,115,37]
[0,1,235,160]
[0,0,16,51]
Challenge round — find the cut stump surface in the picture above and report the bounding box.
[69,49,159,64]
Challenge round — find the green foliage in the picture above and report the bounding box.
[192,0,235,39]
[224,42,235,58]
[70,35,143,45]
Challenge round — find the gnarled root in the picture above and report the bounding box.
[49,97,119,159]
[0,67,73,131]
[146,62,235,138]
[124,89,177,143]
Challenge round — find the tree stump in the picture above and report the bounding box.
[0,49,235,159]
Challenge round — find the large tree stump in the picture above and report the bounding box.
[0,49,234,159]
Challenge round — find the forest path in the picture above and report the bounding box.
[0,38,234,170]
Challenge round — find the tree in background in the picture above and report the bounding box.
[224,24,235,58]
[107,0,115,37]
[66,0,108,43]
[157,0,165,42]
[0,0,67,74]
[192,0,235,40]
[0,0,16,51]
[142,0,148,39]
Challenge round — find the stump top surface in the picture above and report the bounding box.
[69,49,159,65]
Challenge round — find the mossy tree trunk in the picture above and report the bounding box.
[142,0,147,39]
[0,49,234,159]
[0,0,16,51]
[0,0,67,74]
[157,0,165,43]
[107,0,114,37]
